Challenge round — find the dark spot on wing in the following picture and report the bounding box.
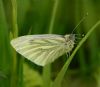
[29,39,34,44]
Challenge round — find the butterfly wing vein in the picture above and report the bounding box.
[11,35,67,66]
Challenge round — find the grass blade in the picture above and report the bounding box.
[43,0,59,87]
[10,0,19,87]
[52,20,100,87]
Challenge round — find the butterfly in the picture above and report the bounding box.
[11,34,75,66]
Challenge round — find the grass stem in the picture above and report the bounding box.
[53,20,100,87]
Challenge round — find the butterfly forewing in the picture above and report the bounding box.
[11,34,67,66]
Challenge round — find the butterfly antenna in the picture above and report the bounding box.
[71,12,88,34]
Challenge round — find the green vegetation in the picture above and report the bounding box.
[0,0,100,87]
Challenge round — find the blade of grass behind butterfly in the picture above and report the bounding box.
[82,0,99,75]
[0,1,11,87]
[10,0,19,87]
[74,0,87,75]
[52,20,100,87]
[43,0,59,87]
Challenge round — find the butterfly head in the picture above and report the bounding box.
[64,34,75,52]
[69,34,75,41]
[64,34,75,42]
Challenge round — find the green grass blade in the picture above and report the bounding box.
[43,65,51,87]
[52,20,100,87]
[48,0,59,33]
[0,0,10,87]
[43,0,59,87]
[11,0,18,37]
[10,0,19,87]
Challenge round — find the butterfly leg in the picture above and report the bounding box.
[66,52,70,58]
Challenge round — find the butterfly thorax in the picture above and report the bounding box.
[64,34,75,41]
[64,34,75,52]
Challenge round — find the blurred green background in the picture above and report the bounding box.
[0,0,100,87]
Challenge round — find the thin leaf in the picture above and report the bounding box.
[43,0,59,87]
[52,20,100,87]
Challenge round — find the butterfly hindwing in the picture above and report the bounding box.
[11,34,67,66]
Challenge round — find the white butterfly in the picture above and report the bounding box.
[11,34,75,66]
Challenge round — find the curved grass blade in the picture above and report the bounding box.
[52,20,100,87]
